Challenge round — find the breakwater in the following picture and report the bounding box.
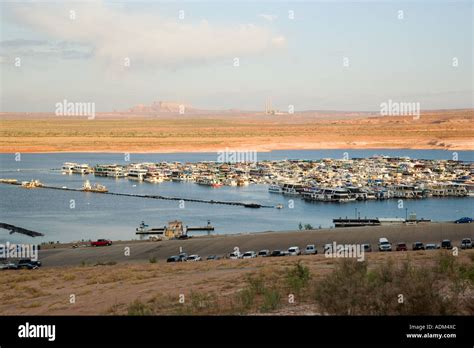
[0,181,273,209]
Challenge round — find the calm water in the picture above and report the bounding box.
[0,150,472,244]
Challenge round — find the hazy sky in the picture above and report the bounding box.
[0,0,472,112]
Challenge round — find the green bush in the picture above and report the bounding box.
[314,257,469,315]
[127,300,153,315]
[285,261,311,295]
[261,288,281,312]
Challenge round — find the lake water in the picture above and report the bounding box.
[0,150,472,244]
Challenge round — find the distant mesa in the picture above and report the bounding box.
[128,101,193,113]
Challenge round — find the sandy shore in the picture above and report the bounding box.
[39,223,473,267]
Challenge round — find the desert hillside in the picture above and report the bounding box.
[0,109,472,152]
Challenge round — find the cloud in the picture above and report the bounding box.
[258,14,278,22]
[8,2,285,67]
[0,39,93,59]
[271,36,286,47]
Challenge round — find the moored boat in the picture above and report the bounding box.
[82,180,108,193]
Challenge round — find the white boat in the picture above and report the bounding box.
[196,177,222,187]
[127,168,148,181]
[82,180,108,193]
[72,164,91,175]
[281,183,303,195]
[144,175,163,183]
[268,184,282,194]
[107,166,126,178]
[61,162,77,174]
[305,188,356,203]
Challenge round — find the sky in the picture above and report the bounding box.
[0,0,472,112]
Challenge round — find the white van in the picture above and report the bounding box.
[288,246,301,256]
[378,237,392,252]
[229,251,242,259]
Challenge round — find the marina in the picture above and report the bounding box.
[0,150,472,244]
[55,156,473,203]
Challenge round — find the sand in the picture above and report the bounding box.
[1,109,472,153]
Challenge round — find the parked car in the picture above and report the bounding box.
[378,238,392,252]
[17,259,42,269]
[178,253,188,261]
[396,242,408,251]
[362,244,372,252]
[454,217,473,224]
[271,250,286,257]
[257,250,270,257]
[425,243,438,250]
[167,256,180,263]
[186,254,202,262]
[206,255,221,260]
[461,238,472,249]
[90,239,112,247]
[441,240,453,249]
[229,251,242,259]
[242,251,257,259]
[288,246,301,256]
[0,262,18,270]
[177,234,192,240]
[304,244,317,255]
[412,242,425,251]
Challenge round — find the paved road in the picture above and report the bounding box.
[39,223,473,267]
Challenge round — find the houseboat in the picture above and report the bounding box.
[61,162,77,174]
[127,168,148,181]
[268,183,282,194]
[196,177,222,187]
[72,164,91,175]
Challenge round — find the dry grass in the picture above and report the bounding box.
[0,250,472,315]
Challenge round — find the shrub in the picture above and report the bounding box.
[237,288,256,310]
[285,261,311,295]
[314,258,469,315]
[247,274,266,295]
[127,300,152,315]
[188,291,217,314]
[261,288,281,312]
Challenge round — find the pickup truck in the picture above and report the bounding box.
[91,239,112,247]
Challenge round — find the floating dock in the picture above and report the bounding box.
[333,217,432,228]
[136,220,215,238]
[0,180,272,209]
